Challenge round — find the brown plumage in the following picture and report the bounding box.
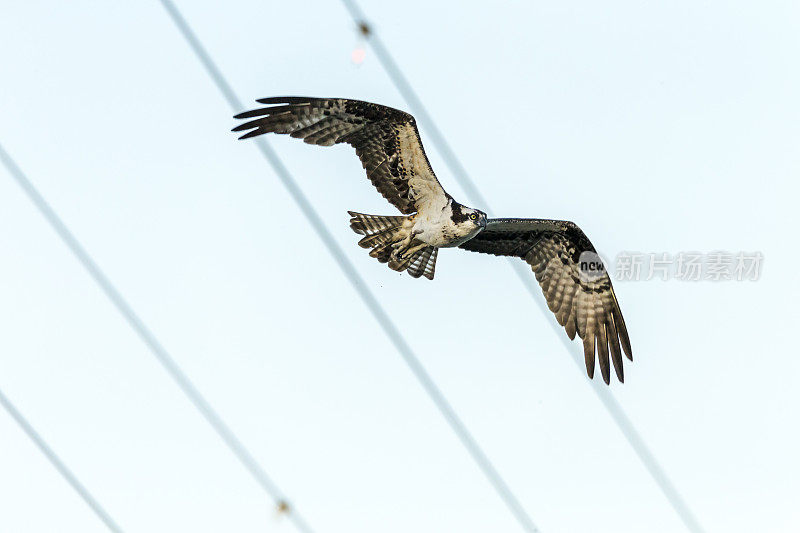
[459,218,632,383]
[233,97,634,384]
[233,97,447,215]
[349,212,437,279]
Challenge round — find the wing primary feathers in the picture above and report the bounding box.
[233,105,297,120]
[596,330,611,385]
[607,312,625,382]
[458,217,633,384]
[233,100,636,384]
[237,128,269,140]
[583,335,596,380]
[233,97,449,215]
[576,291,589,339]
[565,309,578,340]
[598,321,615,383]
[231,118,270,132]
[256,96,316,105]
[612,299,633,361]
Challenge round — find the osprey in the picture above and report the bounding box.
[233,97,632,384]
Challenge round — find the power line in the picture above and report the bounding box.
[157,1,540,532]
[0,143,315,533]
[338,2,706,532]
[0,385,123,533]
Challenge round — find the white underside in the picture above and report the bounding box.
[410,201,482,249]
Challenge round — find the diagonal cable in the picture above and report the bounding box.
[0,143,314,533]
[338,1,706,531]
[157,1,540,531]
[0,385,124,532]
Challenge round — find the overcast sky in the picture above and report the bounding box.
[1,1,798,532]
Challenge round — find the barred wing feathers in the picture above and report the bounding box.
[459,218,632,384]
[233,97,448,214]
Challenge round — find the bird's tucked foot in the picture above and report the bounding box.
[348,212,437,279]
[393,230,423,259]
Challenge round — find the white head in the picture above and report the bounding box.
[449,200,487,236]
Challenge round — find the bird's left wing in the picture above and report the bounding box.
[232,97,449,215]
[458,218,632,384]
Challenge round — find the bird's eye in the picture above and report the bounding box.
[469,213,478,220]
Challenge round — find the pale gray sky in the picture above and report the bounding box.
[1,1,798,532]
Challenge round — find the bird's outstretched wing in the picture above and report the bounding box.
[233,97,449,214]
[458,218,632,384]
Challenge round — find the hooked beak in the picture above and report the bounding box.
[479,217,487,229]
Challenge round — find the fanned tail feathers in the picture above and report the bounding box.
[407,247,437,279]
[348,212,406,236]
[348,211,437,280]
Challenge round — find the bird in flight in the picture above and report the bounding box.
[233,97,632,384]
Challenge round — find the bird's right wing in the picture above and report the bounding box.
[459,218,632,384]
[233,97,449,214]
